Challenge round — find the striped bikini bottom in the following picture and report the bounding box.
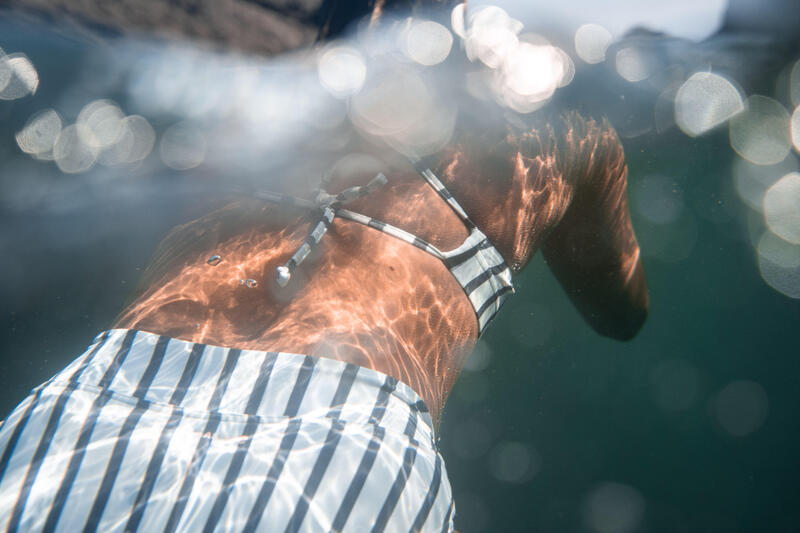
[0,329,454,532]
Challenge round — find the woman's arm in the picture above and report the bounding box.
[542,116,648,340]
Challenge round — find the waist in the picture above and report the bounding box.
[44,329,437,446]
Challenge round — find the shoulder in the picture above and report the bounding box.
[553,112,627,192]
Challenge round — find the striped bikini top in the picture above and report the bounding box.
[253,158,514,335]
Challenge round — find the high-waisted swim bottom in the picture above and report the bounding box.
[0,329,454,532]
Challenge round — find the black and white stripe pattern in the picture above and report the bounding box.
[441,230,514,332]
[0,329,453,532]
[273,173,389,287]
[408,157,514,332]
[255,161,514,335]
[408,158,472,223]
[335,204,513,333]
[278,206,336,287]
[335,208,445,260]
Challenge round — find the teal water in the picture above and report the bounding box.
[440,128,800,532]
[1,12,799,533]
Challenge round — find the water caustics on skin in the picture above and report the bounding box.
[3,4,800,533]
[111,109,641,423]
[4,3,648,423]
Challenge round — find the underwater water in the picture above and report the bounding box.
[1,3,799,532]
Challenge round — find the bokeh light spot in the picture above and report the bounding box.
[0,48,10,93]
[99,115,156,166]
[405,20,453,66]
[732,155,797,212]
[317,46,366,99]
[465,6,522,69]
[758,231,800,269]
[583,482,645,533]
[758,234,800,298]
[159,122,206,170]
[574,24,613,64]
[729,95,791,165]
[16,109,62,157]
[495,41,573,113]
[615,47,650,83]
[77,100,125,149]
[350,70,427,136]
[0,53,38,100]
[763,172,800,244]
[488,441,540,483]
[504,43,569,97]
[713,380,769,437]
[53,124,99,174]
[350,67,455,155]
[450,3,466,39]
[791,105,800,152]
[632,175,684,224]
[675,72,745,137]
[790,59,800,107]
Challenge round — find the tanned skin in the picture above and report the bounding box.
[114,112,648,425]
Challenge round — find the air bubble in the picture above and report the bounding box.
[207,255,221,266]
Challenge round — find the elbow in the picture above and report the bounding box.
[598,303,648,341]
[595,271,649,341]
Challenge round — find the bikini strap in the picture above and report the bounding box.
[250,162,513,335]
[407,156,475,230]
[252,173,389,286]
